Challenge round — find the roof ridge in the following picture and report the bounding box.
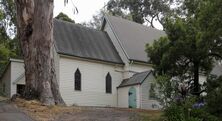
[54,18,104,33]
[104,14,166,62]
[105,15,164,32]
[127,70,151,81]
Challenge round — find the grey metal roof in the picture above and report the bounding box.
[53,19,123,64]
[118,71,152,87]
[105,15,166,63]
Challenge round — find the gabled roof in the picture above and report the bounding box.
[104,15,166,63]
[118,70,153,88]
[53,19,123,64]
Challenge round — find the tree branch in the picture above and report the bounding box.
[208,53,222,59]
[156,13,163,26]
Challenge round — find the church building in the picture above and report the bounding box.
[0,15,179,109]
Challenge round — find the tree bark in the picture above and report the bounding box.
[193,61,200,96]
[15,0,65,105]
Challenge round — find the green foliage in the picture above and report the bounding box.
[55,12,75,23]
[82,8,132,30]
[0,0,20,75]
[154,75,176,106]
[81,10,105,30]
[205,76,222,118]
[147,0,222,120]
[106,0,175,27]
[146,37,170,75]
[164,97,219,121]
[191,108,219,121]
[165,103,186,121]
[146,0,222,96]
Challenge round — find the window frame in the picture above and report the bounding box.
[74,68,81,91]
[105,72,112,94]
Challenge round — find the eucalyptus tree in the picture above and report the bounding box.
[106,0,180,28]
[55,12,75,23]
[15,0,65,105]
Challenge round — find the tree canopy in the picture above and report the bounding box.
[0,0,20,75]
[55,12,75,23]
[106,0,179,28]
[146,0,222,96]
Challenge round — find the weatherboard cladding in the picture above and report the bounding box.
[118,71,152,87]
[105,15,166,63]
[53,19,123,64]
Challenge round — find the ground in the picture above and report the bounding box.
[55,107,162,121]
[1,97,162,121]
[0,100,34,121]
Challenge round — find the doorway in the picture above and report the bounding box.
[17,84,25,95]
[128,87,137,108]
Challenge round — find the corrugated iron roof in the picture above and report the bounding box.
[105,15,166,63]
[118,71,152,87]
[53,19,123,64]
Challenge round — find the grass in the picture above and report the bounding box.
[134,110,163,121]
[137,111,163,121]
[116,108,163,121]
[13,98,163,121]
[13,98,82,121]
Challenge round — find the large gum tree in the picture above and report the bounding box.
[15,0,65,105]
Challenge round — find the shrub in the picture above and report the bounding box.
[164,98,219,121]
[164,103,186,121]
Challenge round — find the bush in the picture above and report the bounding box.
[164,98,219,121]
[191,109,219,121]
[164,104,186,121]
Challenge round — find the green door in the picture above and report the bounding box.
[128,87,137,108]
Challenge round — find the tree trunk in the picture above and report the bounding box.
[193,61,199,96]
[15,0,65,105]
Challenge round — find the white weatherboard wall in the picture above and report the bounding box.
[126,63,153,78]
[53,46,60,83]
[117,85,140,108]
[59,56,123,106]
[199,75,207,85]
[140,74,160,110]
[130,64,152,73]
[10,61,25,97]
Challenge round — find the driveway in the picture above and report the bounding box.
[55,107,143,121]
[0,101,34,121]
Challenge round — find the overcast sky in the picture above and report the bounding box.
[53,0,162,30]
[54,0,109,24]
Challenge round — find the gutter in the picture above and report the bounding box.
[58,52,124,65]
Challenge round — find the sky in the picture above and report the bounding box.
[53,0,163,30]
[54,0,109,24]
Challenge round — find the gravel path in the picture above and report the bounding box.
[0,101,34,121]
[55,107,141,121]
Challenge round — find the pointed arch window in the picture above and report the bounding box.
[74,68,81,91]
[106,72,112,93]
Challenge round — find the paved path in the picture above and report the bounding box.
[0,102,34,121]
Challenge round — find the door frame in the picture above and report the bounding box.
[128,87,137,108]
